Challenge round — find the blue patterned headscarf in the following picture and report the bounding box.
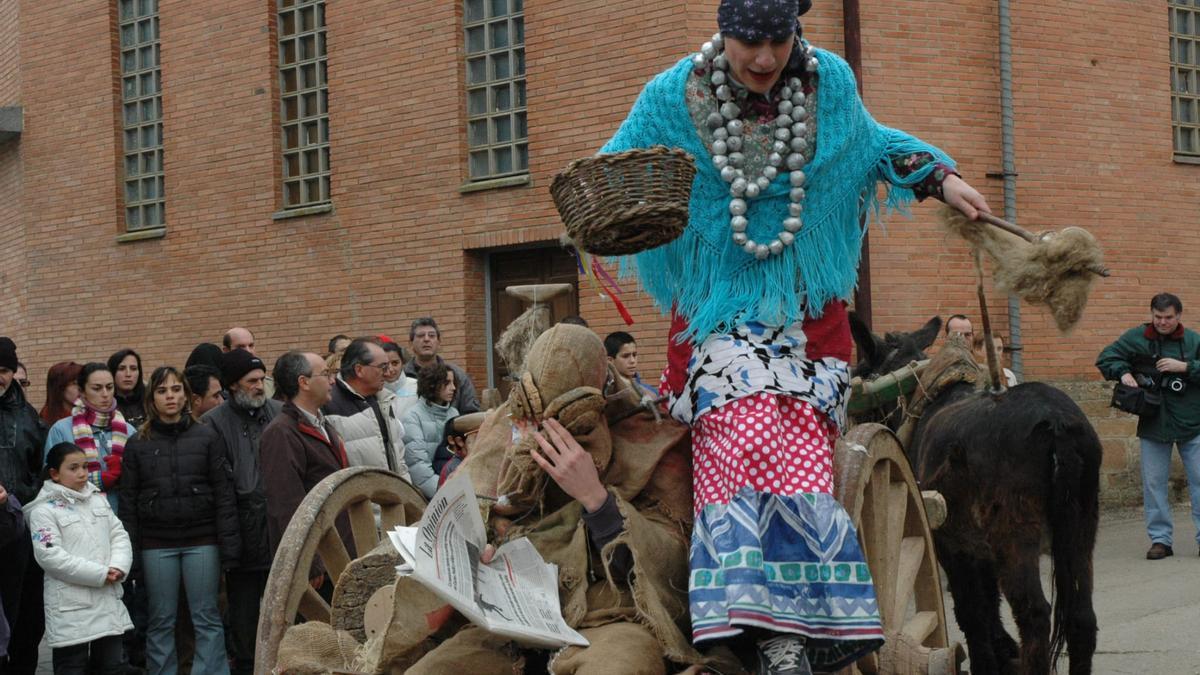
[717,0,811,42]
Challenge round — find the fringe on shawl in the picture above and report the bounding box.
[604,52,954,342]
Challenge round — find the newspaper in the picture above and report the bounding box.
[387,470,589,649]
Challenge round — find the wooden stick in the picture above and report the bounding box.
[974,250,1007,394]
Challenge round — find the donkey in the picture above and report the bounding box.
[849,313,1099,675]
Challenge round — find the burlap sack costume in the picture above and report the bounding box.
[396,325,702,674]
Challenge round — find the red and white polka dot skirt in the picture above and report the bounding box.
[692,392,838,513]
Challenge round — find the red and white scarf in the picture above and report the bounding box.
[70,399,129,491]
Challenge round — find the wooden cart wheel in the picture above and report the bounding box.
[254,467,427,675]
[833,423,963,675]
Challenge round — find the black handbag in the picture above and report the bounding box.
[1111,382,1161,417]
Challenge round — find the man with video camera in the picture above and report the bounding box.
[1098,292,1200,560]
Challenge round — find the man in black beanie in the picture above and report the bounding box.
[202,349,282,675]
[0,337,46,675]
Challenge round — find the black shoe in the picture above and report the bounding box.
[756,635,813,675]
[1146,542,1174,560]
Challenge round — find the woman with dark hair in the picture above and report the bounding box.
[40,361,83,425]
[108,349,147,428]
[44,363,131,511]
[400,363,458,498]
[120,366,239,675]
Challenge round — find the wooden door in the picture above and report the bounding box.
[489,247,580,397]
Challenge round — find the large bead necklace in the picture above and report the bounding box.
[691,34,819,259]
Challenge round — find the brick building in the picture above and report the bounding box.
[0,0,1197,484]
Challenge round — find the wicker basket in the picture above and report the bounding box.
[550,146,696,256]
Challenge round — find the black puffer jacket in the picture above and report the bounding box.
[0,383,47,505]
[202,398,282,570]
[119,418,241,566]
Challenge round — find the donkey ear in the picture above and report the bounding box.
[848,311,885,366]
[912,316,943,351]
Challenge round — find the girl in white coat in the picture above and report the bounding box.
[25,442,133,675]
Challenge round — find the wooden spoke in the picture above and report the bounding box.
[903,610,939,644]
[348,498,378,557]
[379,502,407,530]
[891,536,925,630]
[298,585,331,622]
[315,527,351,584]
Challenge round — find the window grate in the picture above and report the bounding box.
[1171,0,1200,157]
[278,0,331,209]
[119,0,164,230]
[465,0,527,180]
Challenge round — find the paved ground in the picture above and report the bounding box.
[945,504,1200,674]
[31,507,1200,675]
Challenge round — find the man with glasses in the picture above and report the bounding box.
[322,338,411,481]
[260,351,348,557]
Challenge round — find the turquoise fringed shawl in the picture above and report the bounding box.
[600,49,955,342]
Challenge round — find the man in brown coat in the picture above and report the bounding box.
[260,351,348,557]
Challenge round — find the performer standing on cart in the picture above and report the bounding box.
[601,1,990,672]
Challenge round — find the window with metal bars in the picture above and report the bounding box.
[1172,0,1200,158]
[278,0,331,209]
[465,0,527,180]
[119,0,164,231]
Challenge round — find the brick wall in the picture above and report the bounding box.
[0,0,1192,472]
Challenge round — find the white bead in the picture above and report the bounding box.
[714,54,728,70]
[744,182,760,199]
[713,127,729,140]
[789,187,806,202]
[754,244,769,259]
[778,100,794,115]
[711,33,724,50]
[774,127,791,141]
[730,177,748,195]
[720,102,740,119]
[726,119,744,136]
[788,77,803,90]
[711,140,728,156]
[720,165,738,182]
[793,91,806,106]
[716,84,732,101]
[732,232,748,246]
[751,176,767,190]
[726,135,743,151]
[743,240,758,255]
[773,140,788,154]
[789,202,803,216]
[786,153,806,171]
[769,240,784,256]
[783,217,802,232]
[790,171,807,187]
[692,53,708,70]
[793,106,807,121]
[729,198,747,216]
[790,136,808,152]
[779,231,795,246]
[713,154,728,169]
[806,58,819,73]
[711,70,726,86]
[775,114,793,128]
[700,41,716,59]
[762,166,778,180]
[728,152,745,167]
[731,215,748,232]
[706,112,724,129]
[780,86,792,99]
[767,152,783,167]
[791,122,807,137]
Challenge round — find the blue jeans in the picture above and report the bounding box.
[142,546,229,675]
[1140,434,1200,547]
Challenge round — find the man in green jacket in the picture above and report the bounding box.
[1097,293,1200,559]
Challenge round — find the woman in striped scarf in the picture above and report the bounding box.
[44,363,133,511]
